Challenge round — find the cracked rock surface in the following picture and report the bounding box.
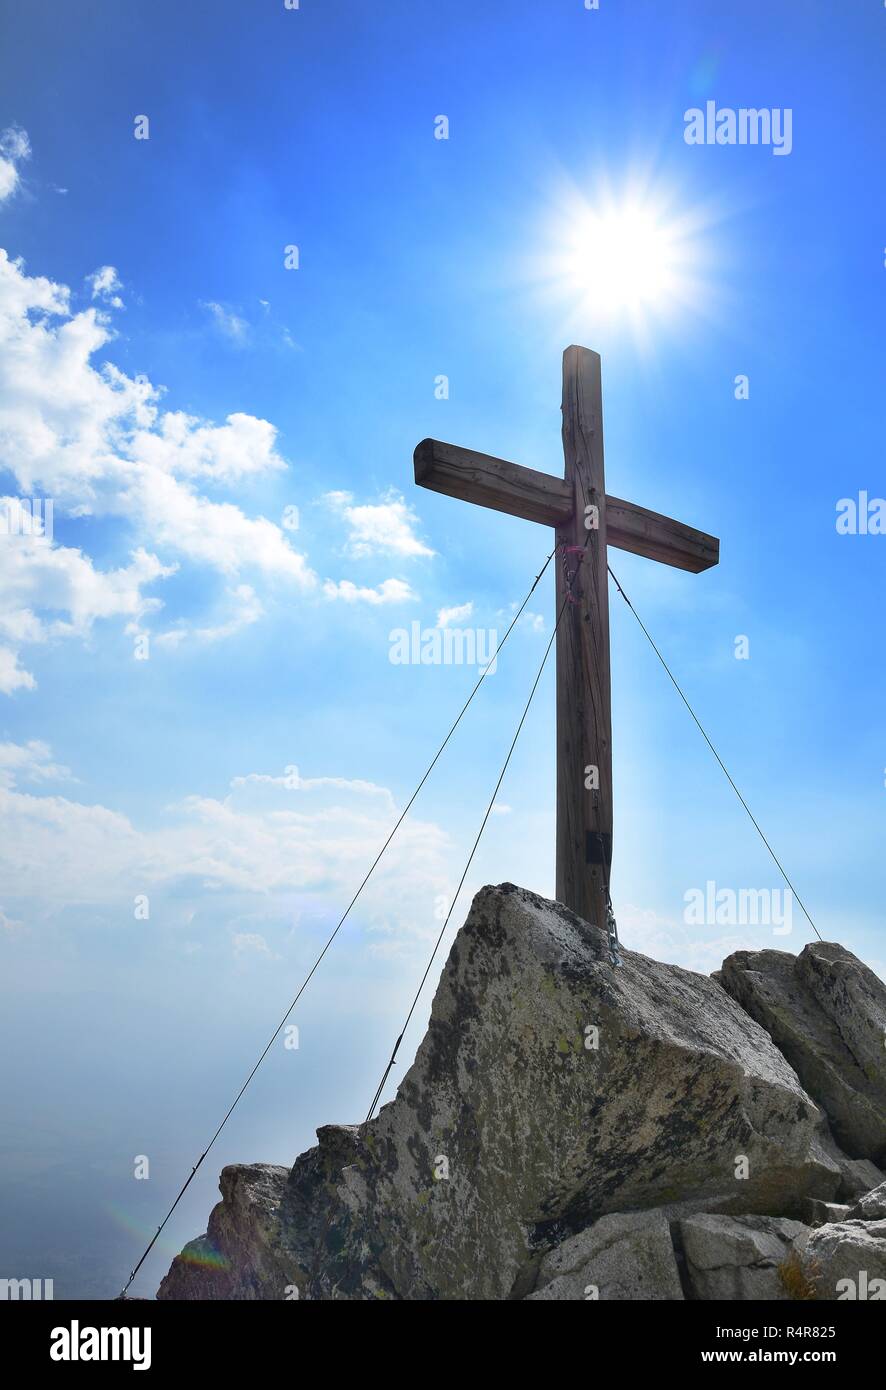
[718,943,886,1164]
[158,884,885,1301]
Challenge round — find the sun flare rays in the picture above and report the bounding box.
[535,175,721,348]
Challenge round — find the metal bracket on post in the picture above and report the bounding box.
[585,830,612,867]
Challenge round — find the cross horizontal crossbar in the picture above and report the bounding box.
[414,437,719,573]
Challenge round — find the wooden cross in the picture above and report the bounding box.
[413,345,719,934]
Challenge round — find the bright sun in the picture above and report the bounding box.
[538,180,712,342]
[565,202,681,314]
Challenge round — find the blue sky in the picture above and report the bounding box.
[0,0,884,1297]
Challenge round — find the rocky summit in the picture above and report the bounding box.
[157,884,886,1301]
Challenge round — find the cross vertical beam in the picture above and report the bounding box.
[556,347,612,930]
[412,344,719,938]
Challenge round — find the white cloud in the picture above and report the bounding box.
[0,739,72,790]
[0,782,144,907]
[322,577,416,605]
[0,249,317,688]
[156,584,263,648]
[0,529,175,638]
[128,410,287,486]
[168,775,449,909]
[325,489,434,559]
[230,766,395,812]
[202,300,248,343]
[0,526,175,686]
[437,601,473,628]
[0,251,303,516]
[0,646,35,695]
[0,752,451,944]
[617,902,773,975]
[0,126,30,204]
[232,931,279,960]
[87,265,123,308]
[498,605,545,634]
[122,468,314,582]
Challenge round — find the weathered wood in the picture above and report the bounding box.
[606,496,719,573]
[415,438,718,572]
[556,346,612,932]
[414,438,573,528]
[410,346,719,933]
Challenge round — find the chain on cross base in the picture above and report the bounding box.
[595,830,621,969]
[604,885,622,968]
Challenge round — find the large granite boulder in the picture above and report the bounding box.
[801,1198,852,1227]
[717,943,886,1164]
[848,1181,886,1222]
[159,884,842,1301]
[678,1214,810,1300]
[524,1211,683,1300]
[831,1156,886,1203]
[803,1219,886,1300]
[157,1164,291,1301]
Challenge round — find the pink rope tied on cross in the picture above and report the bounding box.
[559,543,584,605]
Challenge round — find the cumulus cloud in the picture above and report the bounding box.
[121,467,314,582]
[156,584,263,648]
[0,782,145,907]
[0,126,30,204]
[129,410,287,486]
[0,249,317,690]
[324,489,434,559]
[0,748,451,945]
[0,529,175,639]
[87,265,123,307]
[322,577,415,605]
[0,251,305,520]
[436,601,473,628]
[0,739,72,790]
[0,523,175,688]
[0,646,35,695]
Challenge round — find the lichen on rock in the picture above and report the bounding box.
[157,883,886,1301]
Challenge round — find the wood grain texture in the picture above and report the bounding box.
[414,438,573,528]
[411,350,720,936]
[606,496,719,573]
[555,346,612,931]
[415,440,719,571]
